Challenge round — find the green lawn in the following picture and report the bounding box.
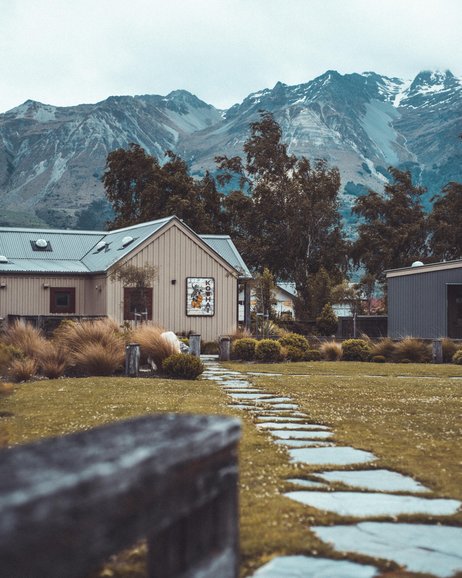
[1,361,461,577]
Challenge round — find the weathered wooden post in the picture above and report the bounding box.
[125,342,140,376]
[189,333,201,357]
[432,339,443,364]
[219,336,231,361]
[0,414,241,578]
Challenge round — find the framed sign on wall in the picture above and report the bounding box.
[186,277,215,316]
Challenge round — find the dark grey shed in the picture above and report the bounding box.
[387,260,462,339]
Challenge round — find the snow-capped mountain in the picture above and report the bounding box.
[0,70,461,229]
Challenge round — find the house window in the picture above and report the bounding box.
[50,288,75,314]
[123,287,153,321]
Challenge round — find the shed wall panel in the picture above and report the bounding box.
[388,268,462,338]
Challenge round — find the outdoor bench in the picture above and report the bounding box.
[0,413,241,578]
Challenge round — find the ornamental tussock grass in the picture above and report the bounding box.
[370,337,395,361]
[319,340,342,361]
[2,320,48,359]
[7,357,38,382]
[37,341,68,379]
[71,342,125,376]
[392,337,432,363]
[56,318,125,376]
[441,338,459,363]
[131,324,177,369]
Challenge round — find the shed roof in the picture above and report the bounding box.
[0,217,250,277]
[386,258,462,278]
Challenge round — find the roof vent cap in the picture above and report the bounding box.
[411,261,424,267]
[35,238,48,248]
[95,240,107,251]
[0,255,7,263]
[121,236,134,248]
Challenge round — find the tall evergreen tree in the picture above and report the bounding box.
[428,181,462,261]
[103,145,224,233]
[216,111,346,318]
[351,167,428,285]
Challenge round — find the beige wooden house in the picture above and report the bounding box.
[0,216,251,342]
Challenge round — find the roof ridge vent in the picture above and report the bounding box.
[96,240,107,251]
[121,235,134,248]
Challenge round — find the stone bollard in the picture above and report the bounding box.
[125,343,140,376]
[219,336,231,361]
[432,339,443,364]
[189,333,201,357]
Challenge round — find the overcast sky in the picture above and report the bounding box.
[1,0,461,113]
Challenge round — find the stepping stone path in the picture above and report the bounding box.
[201,357,462,577]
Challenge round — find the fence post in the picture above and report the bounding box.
[189,333,201,357]
[125,343,140,376]
[432,339,443,364]
[219,336,231,361]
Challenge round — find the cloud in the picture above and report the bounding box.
[0,0,460,112]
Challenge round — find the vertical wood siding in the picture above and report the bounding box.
[106,223,238,341]
[0,275,106,318]
[388,268,462,338]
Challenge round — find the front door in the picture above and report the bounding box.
[447,284,462,338]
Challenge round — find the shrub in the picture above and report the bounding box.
[2,320,47,358]
[304,349,322,361]
[371,355,386,363]
[341,339,371,362]
[7,357,38,382]
[283,345,305,362]
[320,341,342,361]
[71,341,125,376]
[392,337,431,364]
[162,353,204,379]
[279,333,310,351]
[279,333,310,361]
[229,327,252,342]
[442,338,459,363]
[232,338,257,361]
[255,339,283,362]
[128,324,177,369]
[316,303,338,336]
[452,349,462,364]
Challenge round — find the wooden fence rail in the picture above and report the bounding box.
[0,414,241,578]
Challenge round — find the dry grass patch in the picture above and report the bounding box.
[131,324,177,368]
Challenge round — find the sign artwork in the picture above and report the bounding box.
[186,277,215,316]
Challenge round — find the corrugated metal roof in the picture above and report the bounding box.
[0,259,90,273]
[200,235,252,278]
[0,217,251,278]
[81,217,173,271]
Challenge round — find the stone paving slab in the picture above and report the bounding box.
[285,490,461,517]
[250,555,379,577]
[288,446,377,465]
[257,422,330,430]
[314,469,430,493]
[269,429,333,440]
[275,439,335,448]
[313,523,462,578]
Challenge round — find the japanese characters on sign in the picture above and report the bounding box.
[186,277,215,316]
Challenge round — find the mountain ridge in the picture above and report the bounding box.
[1,69,461,229]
